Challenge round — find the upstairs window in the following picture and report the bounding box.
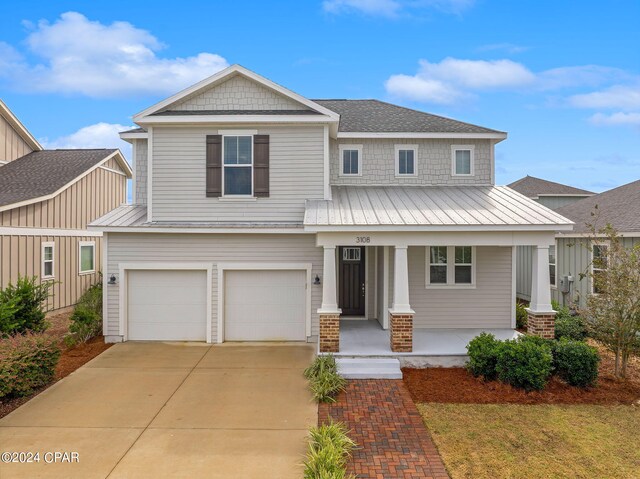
[452,146,474,176]
[395,145,417,177]
[223,135,252,195]
[592,244,609,294]
[339,145,362,176]
[42,242,54,279]
[427,246,475,287]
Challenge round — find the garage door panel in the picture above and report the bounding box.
[128,270,207,341]
[225,270,306,341]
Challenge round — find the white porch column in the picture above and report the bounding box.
[527,244,556,339]
[319,246,340,313]
[390,246,413,313]
[529,245,554,312]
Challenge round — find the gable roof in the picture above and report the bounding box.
[555,179,640,234]
[0,99,43,152]
[0,149,131,211]
[313,99,505,136]
[508,175,594,198]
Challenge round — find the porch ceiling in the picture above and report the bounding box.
[305,186,573,231]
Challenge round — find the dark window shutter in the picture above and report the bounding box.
[253,135,270,198]
[206,135,222,197]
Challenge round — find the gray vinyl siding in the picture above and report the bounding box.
[134,139,147,205]
[536,196,591,210]
[408,246,513,328]
[151,125,324,222]
[516,245,533,301]
[330,138,492,186]
[104,233,323,341]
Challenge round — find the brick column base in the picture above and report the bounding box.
[526,310,557,339]
[390,313,413,352]
[319,313,340,353]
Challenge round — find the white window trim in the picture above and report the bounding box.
[395,144,418,177]
[339,144,363,177]
[590,241,610,295]
[549,242,557,289]
[451,145,475,177]
[79,241,96,275]
[42,242,55,279]
[425,246,476,289]
[221,134,254,198]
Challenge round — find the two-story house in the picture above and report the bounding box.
[91,65,572,355]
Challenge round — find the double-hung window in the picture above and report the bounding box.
[223,135,253,195]
[592,244,608,294]
[427,246,475,287]
[395,145,417,177]
[79,241,95,274]
[339,145,362,176]
[451,145,474,176]
[549,244,557,287]
[42,242,54,279]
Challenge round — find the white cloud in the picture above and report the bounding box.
[589,112,640,126]
[0,12,229,97]
[40,122,134,160]
[537,66,630,91]
[385,74,465,104]
[569,85,640,110]
[322,0,474,17]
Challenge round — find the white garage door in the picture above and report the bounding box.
[127,270,207,341]
[224,270,306,341]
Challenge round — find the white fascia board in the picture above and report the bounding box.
[0,227,103,237]
[136,115,338,125]
[133,64,340,122]
[87,225,310,234]
[336,132,508,140]
[536,193,595,197]
[119,132,148,142]
[0,99,43,151]
[304,224,574,233]
[0,150,131,213]
[556,231,640,238]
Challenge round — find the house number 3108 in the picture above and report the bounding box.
[355,236,371,243]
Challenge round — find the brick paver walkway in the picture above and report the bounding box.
[318,379,450,479]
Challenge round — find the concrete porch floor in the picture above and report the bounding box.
[336,319,519,357]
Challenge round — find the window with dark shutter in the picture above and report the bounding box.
[206,135,222,197]
[253,135,270,197]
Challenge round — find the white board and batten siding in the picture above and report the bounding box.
[105,233,323,342]
[408,246,513,328]
[150,125,325,223]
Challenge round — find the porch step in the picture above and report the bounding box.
[336,358,403,379]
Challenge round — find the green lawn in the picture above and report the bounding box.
[418,403,640,479]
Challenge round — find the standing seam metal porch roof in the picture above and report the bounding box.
[304,186,573,228]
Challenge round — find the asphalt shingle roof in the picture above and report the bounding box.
[312,99,505,134]
[508,175,594,198]
[555,180,640,234]
[0,149,117,208]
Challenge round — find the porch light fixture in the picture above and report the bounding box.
[314,275,321,285]
[107,274,117,285]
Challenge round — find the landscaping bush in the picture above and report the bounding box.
[466,333,500,380]
[0,276,51,336]
[552,300,572,320]
[304,355,347,403]
[65,283,103,347]
[304,421,356,479]
[495,337,553,391]
[516,302,528,329]
[553,340,600,387]
[555,315,587,341]
[0,332,61,398]
[77,281,102,318]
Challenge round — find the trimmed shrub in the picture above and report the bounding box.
[304,355,347,403]
[552,300,572,320]
[553,340,600,387]
[65,283,103,347]
[555,315,587,341]
[516,302,528,329]
[304,421,356,479]
[0,276,51,335]
[495,338,553,391]
[0,333,61,398]
[77,282,102,318]
[466,333,500,380]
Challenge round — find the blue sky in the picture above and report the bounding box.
[1,0,638,191]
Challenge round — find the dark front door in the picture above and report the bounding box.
[338,247,366,316]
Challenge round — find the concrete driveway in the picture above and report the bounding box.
[0,342,316,479]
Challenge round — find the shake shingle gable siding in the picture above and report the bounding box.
[0,149,118,207]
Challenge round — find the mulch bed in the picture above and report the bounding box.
[403,341,640,405]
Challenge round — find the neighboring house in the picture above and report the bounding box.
[0,100,132,311]
[552,179,640,308]
[91,65,572,350]
[509,175,594,304]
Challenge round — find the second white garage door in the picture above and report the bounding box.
[224,270,306,341]
[127,270,207,341]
